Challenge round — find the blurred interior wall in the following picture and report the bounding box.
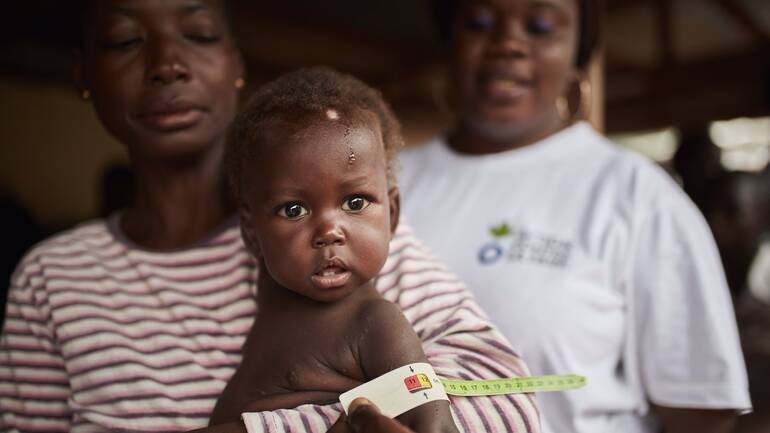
[0,76,127,226]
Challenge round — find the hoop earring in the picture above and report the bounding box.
[577,78,592,119]
[81,89,91,100]
[555,96,569,120]
[555,73,592,122]
[234,77,245,89]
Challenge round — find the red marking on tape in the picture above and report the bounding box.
[404,374,433,393]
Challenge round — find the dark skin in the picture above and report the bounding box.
[76,1,429,432]
[75,0,243,250]
[332,398,420,433]
[448,0,577,155]
[447,0,739,431]
[209,115,458,433]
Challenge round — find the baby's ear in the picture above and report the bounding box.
[239,203,261,258]
[388,186,400,236]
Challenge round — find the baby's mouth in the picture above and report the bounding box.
[311,259,351,290]
[317,266,346,277]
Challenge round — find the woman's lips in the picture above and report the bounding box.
[478,76,533,102]
[138,102,205,131]
[310,266,351,290]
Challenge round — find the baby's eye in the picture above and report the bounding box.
[342,196,370,213]
[277,203,308,219]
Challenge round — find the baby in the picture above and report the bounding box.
[210,67,458,433]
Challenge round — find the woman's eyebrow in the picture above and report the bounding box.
[181,1,212,15]
[529,0,568,9]
[103,5,137,17]
[101,1,211,19]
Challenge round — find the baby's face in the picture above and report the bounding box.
[241,114,398,302]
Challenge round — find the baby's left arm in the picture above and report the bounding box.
[356,299,459,433]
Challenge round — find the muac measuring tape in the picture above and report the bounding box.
[338,363,586,418]
[242,363,586,431]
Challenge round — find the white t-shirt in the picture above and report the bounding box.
[399,122,751,433]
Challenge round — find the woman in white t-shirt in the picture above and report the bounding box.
[399,1,751,433]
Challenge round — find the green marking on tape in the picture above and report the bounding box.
[440,374,586,396]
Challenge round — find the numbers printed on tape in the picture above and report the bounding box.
[440,374,586,396]
[404,373,433,393]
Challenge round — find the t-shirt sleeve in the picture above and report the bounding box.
[241,403,343,433]
[0,255,73,432]
[630,184,751,411]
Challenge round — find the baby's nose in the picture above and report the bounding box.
[313,221,346,248]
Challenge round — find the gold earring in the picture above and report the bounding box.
[555,73,592,121]
[234,77,245,89]
[81,89,91,100]
[555,96,570,120]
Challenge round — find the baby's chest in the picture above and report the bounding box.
[248,326,365,393]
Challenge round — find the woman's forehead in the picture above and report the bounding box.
[86,0,227,22]
[459,0,577,12]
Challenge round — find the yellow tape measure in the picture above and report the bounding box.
[439,374,586,396]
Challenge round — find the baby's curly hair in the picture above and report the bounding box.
[226,66,404,201]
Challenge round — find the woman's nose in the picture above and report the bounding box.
[488,20,530,58]
[145,38,190,85]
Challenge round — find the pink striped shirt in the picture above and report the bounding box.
[0,215,539,432]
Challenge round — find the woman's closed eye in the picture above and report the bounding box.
[102,37,142,51]
[185,33,221,44]
[277,203,309,220]
[342,196,371,213]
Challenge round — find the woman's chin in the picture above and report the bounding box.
[465,115,532,142]
[126,132,221,162]
[464,108,562,144]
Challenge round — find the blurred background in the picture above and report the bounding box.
[0,0,768,430]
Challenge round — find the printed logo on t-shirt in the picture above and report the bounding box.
[478,222,572,267]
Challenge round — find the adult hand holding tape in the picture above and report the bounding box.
[332,398,415,433]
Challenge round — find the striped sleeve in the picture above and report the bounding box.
[241,223,540,433]
[380,223,540,433]
[0,254,73,432]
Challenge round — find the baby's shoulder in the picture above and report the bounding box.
[353,298,425,371]
[354,297,411,331]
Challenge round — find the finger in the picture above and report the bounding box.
[327,413,351,433]
[348,399,412,433]
[349,397,377,415]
